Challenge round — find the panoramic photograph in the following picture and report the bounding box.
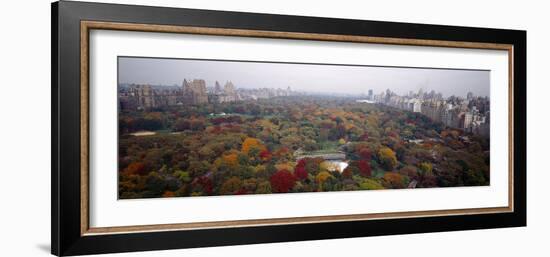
[117,57,491,199]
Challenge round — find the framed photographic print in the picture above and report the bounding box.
[51,1,526,256]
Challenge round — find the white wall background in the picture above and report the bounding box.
[0,0,546,256]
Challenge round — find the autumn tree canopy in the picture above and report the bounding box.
[118,95,489,199]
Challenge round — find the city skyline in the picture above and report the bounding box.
[119,57,490,98]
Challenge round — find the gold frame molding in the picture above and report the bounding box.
[80,20,514,236]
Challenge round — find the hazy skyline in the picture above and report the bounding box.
[118,57,490,97]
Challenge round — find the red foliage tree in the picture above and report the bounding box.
[211,125,222,134]
[358,147,372,161]
[270,169,296,193]
[192,176,213,195]
[259,149,272,161]
[341,167,353,179]
[296,159,307,168]
[294,165,308,180]
[357,160,372,177]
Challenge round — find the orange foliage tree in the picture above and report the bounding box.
[222,153,239,167]
[241,137,266,155]
[124,162,147,175]
[382,172,405,189]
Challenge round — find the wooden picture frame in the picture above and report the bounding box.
[52,1,526,256]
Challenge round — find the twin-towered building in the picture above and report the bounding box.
[209,81,239,103]
[118,79,237,110]
[118,79,293,110]
[182,79,209,105]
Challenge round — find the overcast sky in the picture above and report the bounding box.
[118,57,490,97]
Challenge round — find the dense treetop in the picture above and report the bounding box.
[118,96,489,199]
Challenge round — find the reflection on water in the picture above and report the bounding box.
[325,161,349,173]
[130,131,156,136]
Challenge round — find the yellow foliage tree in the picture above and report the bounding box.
[418,162,433,175]
[275,162,295,172]
[359,178,385,190]
[378,147,398,171]
[316,171,333,184]
[316,171,333,191]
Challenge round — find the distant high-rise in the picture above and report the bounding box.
[182,79,208,104]
[224,81,236,94]
[369,87,489,137]
[368,89,373,100]
[119,79,299,110]
[214,81,222,94]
